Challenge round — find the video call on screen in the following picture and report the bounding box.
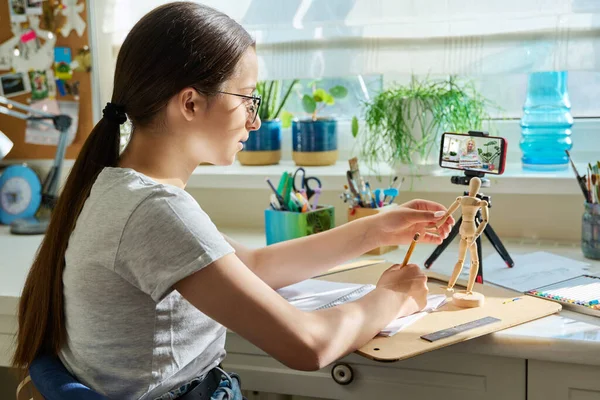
[440,134,503,174]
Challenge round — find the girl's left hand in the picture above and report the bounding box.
[371,199,456,247]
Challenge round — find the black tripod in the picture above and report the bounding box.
[424,173,514,284]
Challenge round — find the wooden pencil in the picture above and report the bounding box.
[401,233,420,267]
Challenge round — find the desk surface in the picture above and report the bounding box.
[3,226,600,366]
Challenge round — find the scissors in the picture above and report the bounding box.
[292,167,322,200]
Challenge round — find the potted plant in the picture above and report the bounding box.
[292,83,348,166]
[478,140,501,171]
[238,79,298,166]
[352,75,498,173]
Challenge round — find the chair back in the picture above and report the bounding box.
[16,375,43,400]
[27,355,107,400]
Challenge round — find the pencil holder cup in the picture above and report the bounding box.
[265,205,335,245]
[237,119,282,166]
[582,202,600,260]
[347,205,399,255]
[292,119,338,166]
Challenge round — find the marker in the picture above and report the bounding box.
[502,297,522,304]
[311,187,322,211]
[400,233,420,268]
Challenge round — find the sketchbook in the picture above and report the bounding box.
[277,279,448,337]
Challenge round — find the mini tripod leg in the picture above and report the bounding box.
[483,223,514,268]
[475,234,483,284]
[424,216,462,269]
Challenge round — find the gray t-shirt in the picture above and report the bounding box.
[59,167,235,399]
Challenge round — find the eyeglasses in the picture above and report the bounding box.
[193,88,261,123]
[218,91,261,123]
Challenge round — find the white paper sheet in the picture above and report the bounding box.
[428,251,590,293]
[378,294,448,337]
[25,100,78,146]
[279,280,448,336]
[483,251,590,293]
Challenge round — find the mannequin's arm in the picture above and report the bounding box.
[471,200,489,242]
[435,197,461,229]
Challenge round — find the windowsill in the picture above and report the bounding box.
[9,159,585,196]
[187,160,584,195]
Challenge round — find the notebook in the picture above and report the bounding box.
[525,275,600,317]
[277,279,448,337]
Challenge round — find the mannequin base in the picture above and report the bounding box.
[452,291,485,308]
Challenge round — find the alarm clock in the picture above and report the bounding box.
[0,164,42,225]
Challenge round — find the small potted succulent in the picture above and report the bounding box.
[292,83,348,166]
[238,79,298,166]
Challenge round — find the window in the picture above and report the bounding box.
[92,0,600,168]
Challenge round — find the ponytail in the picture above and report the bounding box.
[12,111,122,369]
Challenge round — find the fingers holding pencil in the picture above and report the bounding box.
[400,233,420,268]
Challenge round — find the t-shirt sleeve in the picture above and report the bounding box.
[115,190,235,302]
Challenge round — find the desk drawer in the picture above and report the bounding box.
[224,333,525,400]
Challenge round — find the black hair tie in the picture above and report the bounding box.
[102,102,127,125]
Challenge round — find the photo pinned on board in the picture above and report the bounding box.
[8,0,27,23]
[25,0,43,15]
[0,71,31,98]
[54,47,73,80]
[28,70,49,100]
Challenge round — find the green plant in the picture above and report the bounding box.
[478,140,501,166]
[255,79,299,128]
[301,83,348,121]
[352,75,500,169]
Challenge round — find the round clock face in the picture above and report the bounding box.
[0,176,32,215]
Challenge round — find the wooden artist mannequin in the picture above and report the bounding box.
[435,177,489,308]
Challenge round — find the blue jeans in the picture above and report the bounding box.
[155,367,245,400]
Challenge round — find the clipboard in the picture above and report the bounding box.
[319,262,562,362]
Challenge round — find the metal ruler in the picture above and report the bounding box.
[421,316,501,342]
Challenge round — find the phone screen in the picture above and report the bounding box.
[439,133,506,175]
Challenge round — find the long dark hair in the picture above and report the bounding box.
[13,1,254,369]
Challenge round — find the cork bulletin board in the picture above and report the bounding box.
[0,0,93,160]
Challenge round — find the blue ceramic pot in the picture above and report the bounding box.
[292,119,337,152]
[244,119,281,151]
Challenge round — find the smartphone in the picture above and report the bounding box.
[439,132,507,175]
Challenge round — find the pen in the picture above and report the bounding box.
[400,233,420,268]
[566,150,590,202]
[266,178,287,210]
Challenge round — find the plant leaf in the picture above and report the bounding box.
[313,88,328,103]
[281,111,294,128]
[302,94,317,114]
[323,91,335,105]
[330,85,348,98]
[351,116,359,138]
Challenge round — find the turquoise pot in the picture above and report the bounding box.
[244,119,282,151]
[291,119,338,166]
[238,119,282,165]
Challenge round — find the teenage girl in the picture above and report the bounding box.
[13,2,454,399]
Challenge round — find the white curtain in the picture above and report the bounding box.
[91,0,600,105]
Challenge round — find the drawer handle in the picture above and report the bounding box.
[331,363,354,385]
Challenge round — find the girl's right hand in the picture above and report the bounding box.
[376,263,429,319]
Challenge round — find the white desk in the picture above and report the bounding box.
[2,227,600,400]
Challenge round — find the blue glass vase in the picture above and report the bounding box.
[520,71,573,171]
